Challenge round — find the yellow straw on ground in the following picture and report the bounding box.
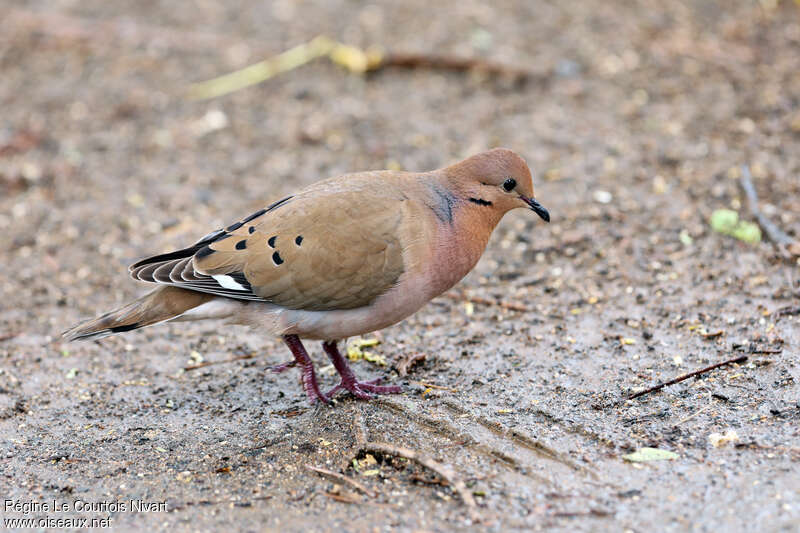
[188,35,336,100]
[188,35,386,100]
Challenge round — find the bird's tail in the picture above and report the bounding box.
[62,286,214,341]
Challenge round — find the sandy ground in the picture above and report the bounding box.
[1,0,799,531]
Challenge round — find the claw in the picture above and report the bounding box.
[279,336,402,405]
[270,360,297,373]
[322,342,403,400]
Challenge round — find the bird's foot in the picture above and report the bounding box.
[269,360,297,373]
[322,340,402,400]
[326,377,403,400]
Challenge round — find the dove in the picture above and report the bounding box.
[63,148,550,404]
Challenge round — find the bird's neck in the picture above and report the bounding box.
[420,176,502,295]
[430,172,505,230]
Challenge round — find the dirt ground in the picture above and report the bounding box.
[1,0,799,531]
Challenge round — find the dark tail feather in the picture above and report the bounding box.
[62,286,214,341]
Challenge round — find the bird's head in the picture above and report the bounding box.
[444,148,550,222]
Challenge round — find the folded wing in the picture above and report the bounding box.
[129,188,407,311]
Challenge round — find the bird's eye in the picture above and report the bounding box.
[502,178,516,192]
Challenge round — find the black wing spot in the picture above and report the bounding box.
[268,236,277,248]
[468,197,493,206]
[227,221,243,231]
[248,226,255,234]
[272,251,284,265]
[295,235,303,246]
[229,272,252,290]
[110,323,139,333]
[235,239,247,250]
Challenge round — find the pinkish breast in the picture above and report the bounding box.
[423,212,494,298]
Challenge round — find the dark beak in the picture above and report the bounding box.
[521,195,550,223]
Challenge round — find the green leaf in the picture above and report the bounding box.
[622,447,678,462]
[710,209,761,244]
[730,221,762,244]
[710,209,739,233]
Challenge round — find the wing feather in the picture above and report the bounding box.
[126,180,409,310]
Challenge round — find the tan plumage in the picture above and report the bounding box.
[194,177,410,310]
[64,148,550,404]
[62,286,213,340]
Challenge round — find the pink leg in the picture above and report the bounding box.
[322,341,402,400]
[282,335,330,404]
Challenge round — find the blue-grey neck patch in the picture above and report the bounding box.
[426,183,455,224]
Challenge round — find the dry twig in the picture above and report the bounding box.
[306,464,376,498]
[412,381,459,392]
[360,442,479,520]
[628,355,748,400]
[377,52,533,82]
[188,35,537,100]
[739,165,796,248]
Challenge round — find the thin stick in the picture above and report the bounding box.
[740,165,795,246]
[306,465,376,498]
[628,355,748,400]
[378,52,533,82]
[412,381,459,392]
[183,353,254,371]
[188,35,336,100]
[360,442,479,520]
[188,35,538,100]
